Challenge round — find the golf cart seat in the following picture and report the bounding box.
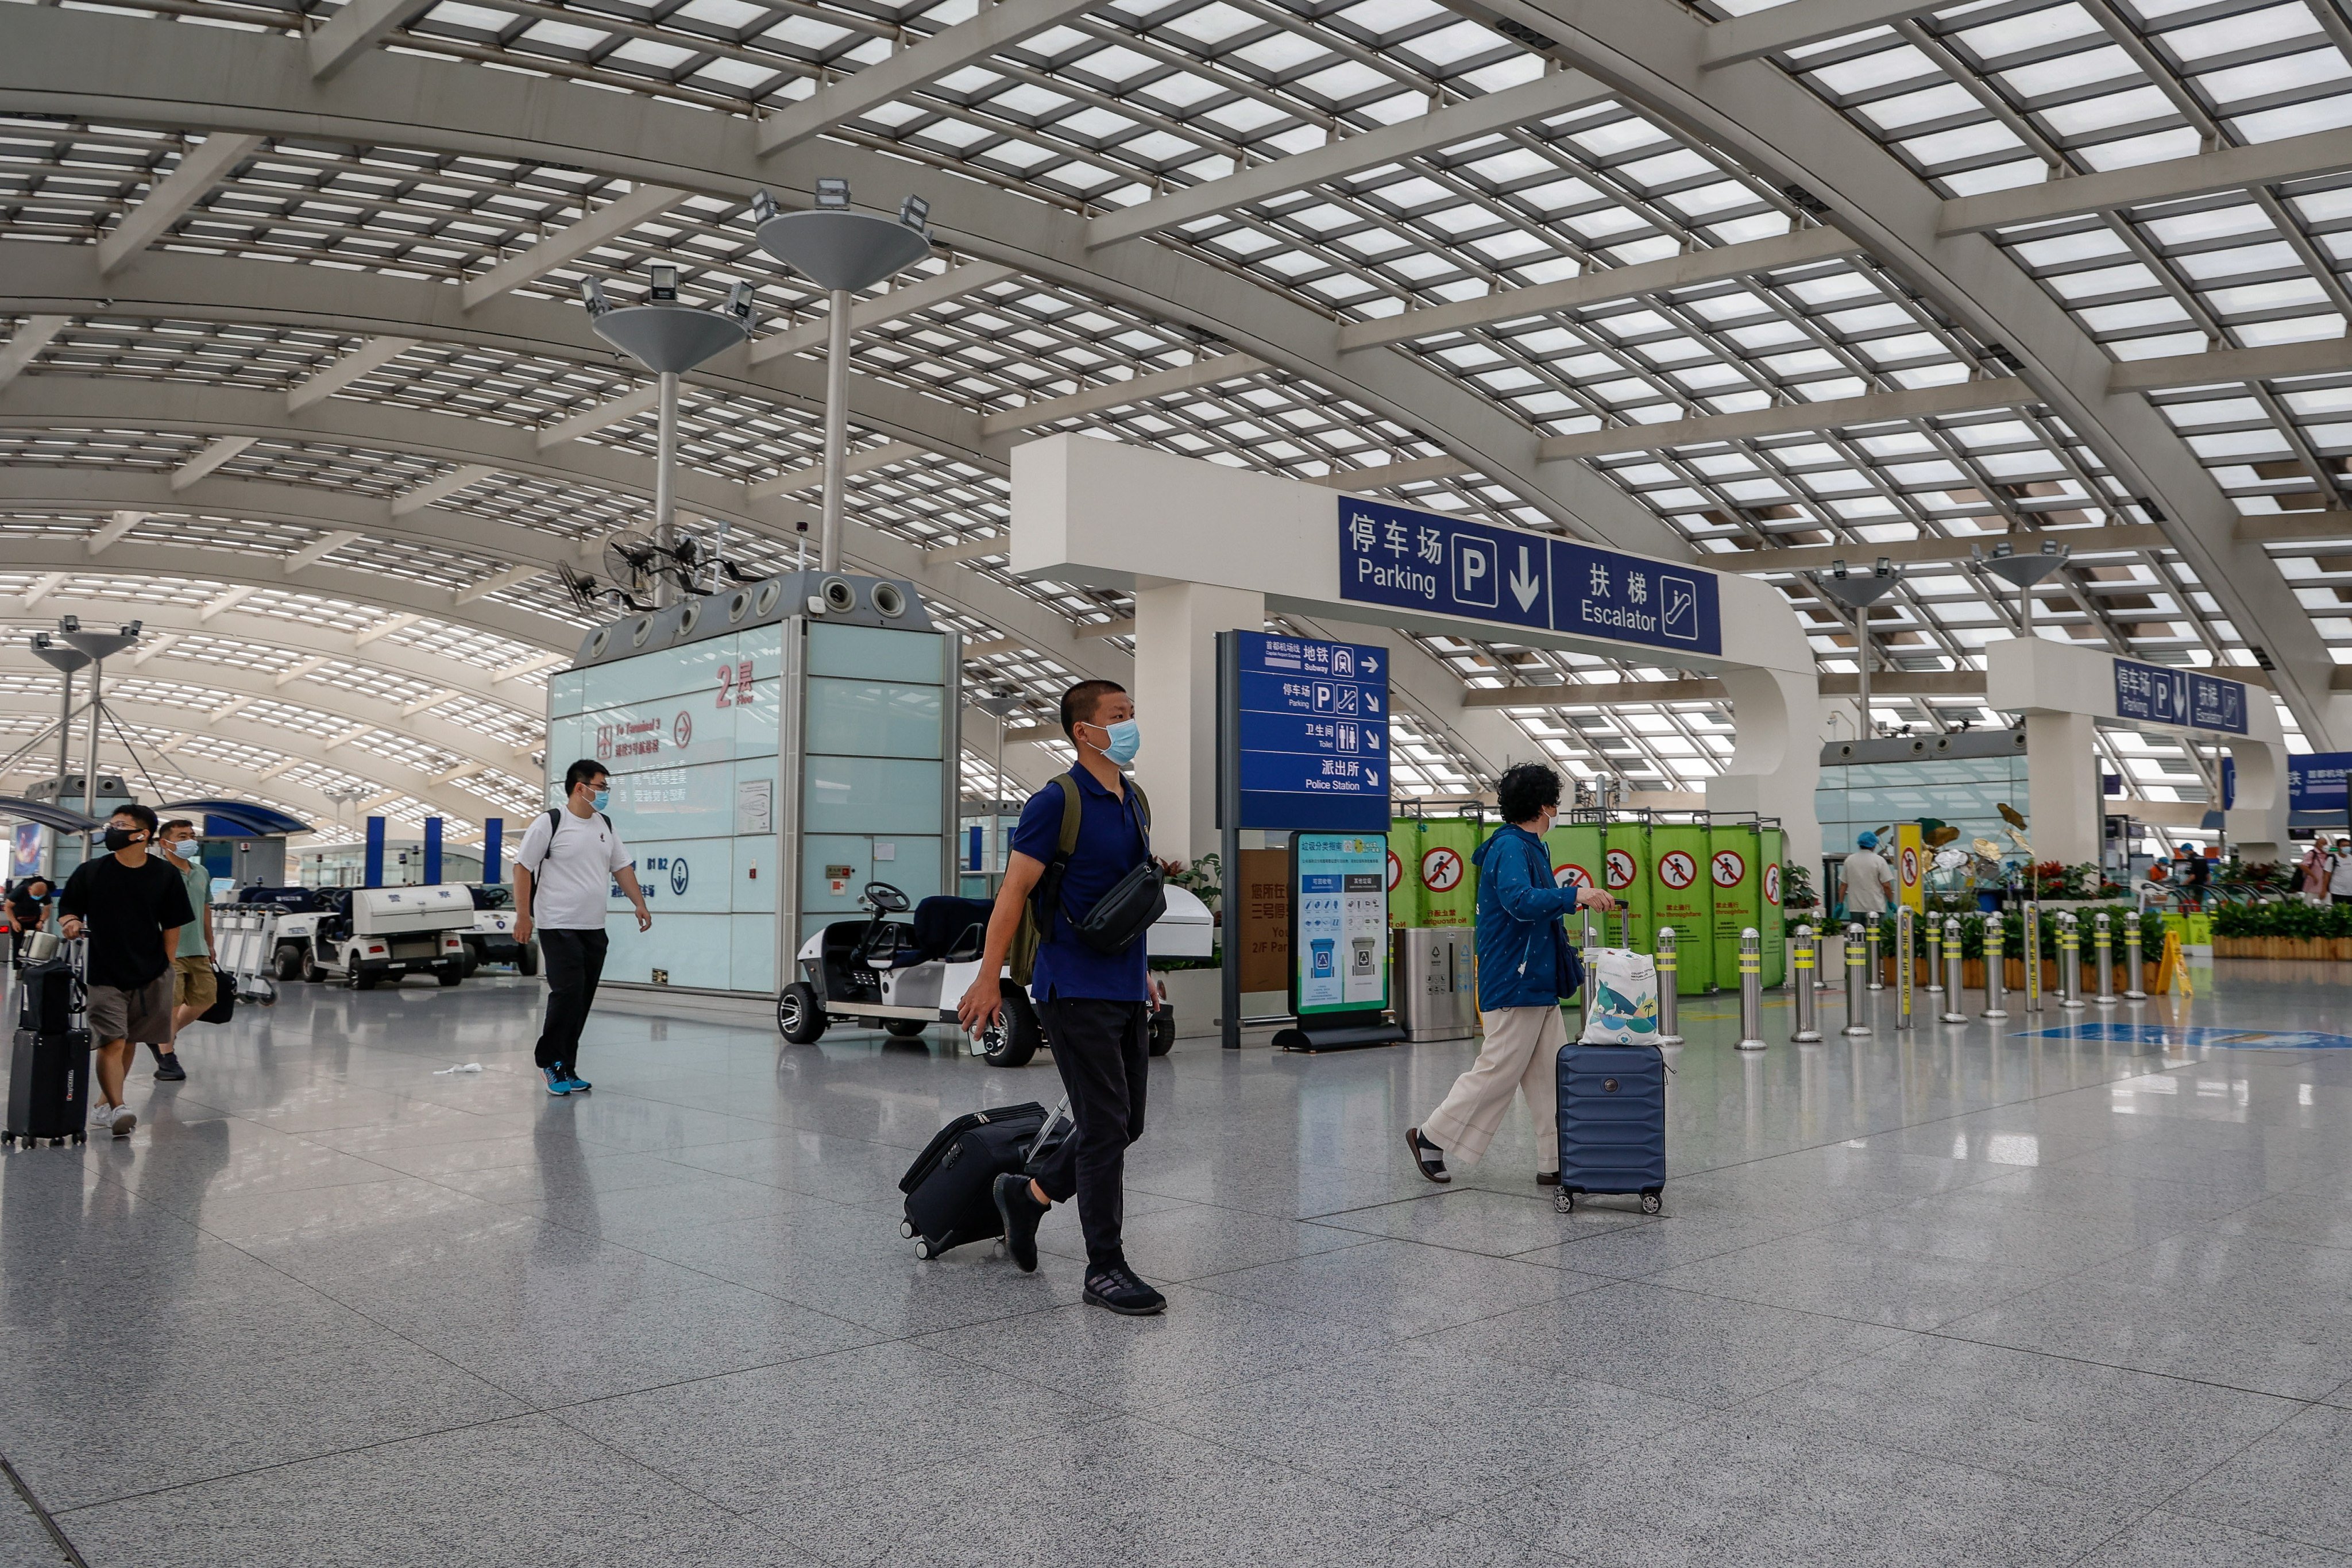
[911,896,992,964]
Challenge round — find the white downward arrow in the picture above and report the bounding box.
[1508,546,1541,611]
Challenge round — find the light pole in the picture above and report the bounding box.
[27,632,90,877]
[1974,538,2071,643]
[1813,558,1899,739]
[751,179,937,575]
[57,616,140,818]
[580,264,758,604]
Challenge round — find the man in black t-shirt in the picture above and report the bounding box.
[59,803,192,1139]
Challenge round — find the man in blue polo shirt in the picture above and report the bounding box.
[957,678,1164,1316]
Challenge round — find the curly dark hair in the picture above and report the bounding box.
[1496,762,1562,825]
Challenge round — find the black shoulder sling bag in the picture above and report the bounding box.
[1060,778,1165,956]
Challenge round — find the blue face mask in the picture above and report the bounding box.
[1092,719,1140,766]
[591,789,611,812]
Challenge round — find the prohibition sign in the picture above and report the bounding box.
[1554,862,1594,890]
[1386,849,1401,891]
[1763,863,1782,905]
[1710,849,1747,888]
[1658,851,1697,890]
[1604,848,1637,890]
[1420,847,1464,893]
[1901,847,1920,885]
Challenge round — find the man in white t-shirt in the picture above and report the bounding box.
[1841,831,1895,918]
[2330,838,2352,906]
[513,759,652,1095]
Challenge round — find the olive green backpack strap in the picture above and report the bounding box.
[1008,777,1082,986]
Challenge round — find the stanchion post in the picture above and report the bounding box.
[1925,917,1944,994]
[2094,912,2117,1005]
[1982,912,2008,1019]
[1654,927,1683,1046]
[1867,916,1884,991]
[2060,912,2085,1010]
[1792,925,1822,1042]
[2023,904,2044,1013]
[1736,928,1766,1051]
[1895,905,1915,1032]
[1815,909,1835,990]
[1940,917,1967,1022]
[1841,922,1871,1036]
[2123,912,2146,1000]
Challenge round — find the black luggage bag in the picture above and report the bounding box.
[6,956,90,1148]
[897,1099,1072,1260]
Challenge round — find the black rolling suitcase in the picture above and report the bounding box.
[6,952,91,1148]
[897,1098,1072,1260]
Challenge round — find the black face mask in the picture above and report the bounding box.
[102,827,143,853]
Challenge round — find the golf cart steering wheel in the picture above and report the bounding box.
[864,882,910,914]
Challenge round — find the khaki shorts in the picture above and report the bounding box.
[172,953,217,1010]
[87,974,173,1044]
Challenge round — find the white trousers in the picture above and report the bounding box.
[1419,1005,1567,1169]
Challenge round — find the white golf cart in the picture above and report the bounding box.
[262,885,473,989]
[776,879,1213,1066]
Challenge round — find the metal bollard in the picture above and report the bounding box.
[2023,904,2044,1013]
[2059,912,2085,1010]
[1982,912,2008,1019]
[1941,917,1967,1022]
[1792,925,1822,1042]
[2123,912,2146,1000]
[1867,918,1884,990]
[1925,917,1944,993]
[1654,926,1683,1046]
[1895,905,1915,1032]
[1841,922,1871,1036]
[1736,928,1766,1051]
[2094,912,2117,1006]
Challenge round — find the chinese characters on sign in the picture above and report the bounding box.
[1292,833,1390,1017]
[1337,499,1722,656]
[2112,658,2249,736]
[1234,631,1391,832]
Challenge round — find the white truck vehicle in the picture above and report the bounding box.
[257,885,475,988]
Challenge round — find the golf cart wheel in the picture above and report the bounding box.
[273,943,304,982]
[1149,1003,1176,1057]
[516,943,540,977]
[302,951,328,984]
[777,981,827,1045]
[462,950,481,979]
[352,970,378,991]
[884,1018,929,1038]
[436,964,463,988]
[981,988,1042,1068]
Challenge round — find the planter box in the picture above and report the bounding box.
[1953,959,2161,991]
[2213,936,2352,960]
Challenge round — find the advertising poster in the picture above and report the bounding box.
[10,822,41,879]
[1293,833,1389,1017]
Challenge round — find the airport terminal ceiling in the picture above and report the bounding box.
[3,0,2351,832]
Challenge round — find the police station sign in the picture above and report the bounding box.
[2112,657,2248,736]
[1337,499,1721,656]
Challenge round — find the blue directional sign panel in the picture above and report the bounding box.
[1234,631,1389,832]
[2289,751,2352,814]
[2112,658,2249,735]
[1337,499,1722,657]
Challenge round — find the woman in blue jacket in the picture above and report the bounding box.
[1408,763,1615,1185]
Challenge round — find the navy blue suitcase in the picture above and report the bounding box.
[1554,1041,1666,1214]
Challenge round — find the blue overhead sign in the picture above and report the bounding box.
[1337,499,1722,657]
[2289,751,2352,814]
[2112,658,2248,735]
[1234,632,1389,833]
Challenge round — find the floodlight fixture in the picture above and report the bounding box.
[899,194,929,232]
[28,632,90,675]
[646,262,679,302]
[59,619,140,662]
[1810,559,1900,739]
[814,177,851,208]
[1972,536,2072,639]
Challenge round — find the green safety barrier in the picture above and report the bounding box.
[1604,816,1654,956]
[1543,820,1604,1004]
[1387,817,1422,929]
[1651,821,1713,994]
[1416,812,1481,930]
[1759,824,1787,989]
[1710,821,1762,991]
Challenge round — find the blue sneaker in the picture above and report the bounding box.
[543,1065,573,1096]
[560,1070,592,1093]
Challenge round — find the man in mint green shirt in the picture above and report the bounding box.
[153,819,214,1083]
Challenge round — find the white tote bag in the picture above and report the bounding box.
[1579,948,1662,1045]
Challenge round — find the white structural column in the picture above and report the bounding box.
[1987,636,2288,863]
[1014,435,1818,868]
[1131,582,1267,864]
[1707,666,1825,870]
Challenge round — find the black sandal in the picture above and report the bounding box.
[1405,1126,1450,1184]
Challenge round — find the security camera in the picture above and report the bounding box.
[725,280,757,323]
[578,277,611,317]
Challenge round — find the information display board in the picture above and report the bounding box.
[1234,632,1391,832]
[2113,658,2249,735]
[1291,833,1389,1017]
[1338,500,1723,657]
[2289,751,2352,818]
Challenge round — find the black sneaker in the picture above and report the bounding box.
[153,1052,186,1083]
[994,1172,1047,1273]
[1083,1264,1166,1317]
